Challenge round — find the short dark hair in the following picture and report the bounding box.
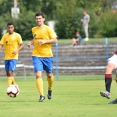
[35,12,45,18]
[7,22,14,26]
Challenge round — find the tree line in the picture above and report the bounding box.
[0,0,117,40]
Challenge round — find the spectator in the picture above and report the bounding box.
[81,11,90,41]
[72,31,82,46]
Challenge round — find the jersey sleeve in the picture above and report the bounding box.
[48,27,57,39]
[17,34,23,44]
[32,27,36,37]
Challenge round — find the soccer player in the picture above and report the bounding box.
[0,22,24,87]
[28,12,57,102]
[100,51,117,103]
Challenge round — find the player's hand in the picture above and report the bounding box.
[115,77,117,83]
[38,40,46,45]
[12,50,18,55]
[27,42,32,47]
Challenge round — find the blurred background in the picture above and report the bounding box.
[1,0,117,78]
[0,0,117,40]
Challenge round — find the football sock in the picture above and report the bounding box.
[105,74,112,93]
[7,77,13,86]
[12,77,17,85]
[47,75,54,90]
[36,78,44,96]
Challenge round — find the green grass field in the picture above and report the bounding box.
[24,37,117,45]
[57,37,117,44]
[0,75,117,117]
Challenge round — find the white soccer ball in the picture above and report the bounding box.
[6,85,20,98]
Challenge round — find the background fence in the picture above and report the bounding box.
[0,38,117,80]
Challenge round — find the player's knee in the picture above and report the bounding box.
[106,66,113,73]
[35,71,42,78]
[47,74,53,78]
[36,75,41,79]
[36,74,41,78]
[6,72,9,77]
[6,71,13,77]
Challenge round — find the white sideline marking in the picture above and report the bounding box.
[53,66,106,69]
[0,64,105,69]
[0,64,25,68]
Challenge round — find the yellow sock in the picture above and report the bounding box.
[47,75,54,90]
[12,77,17,85]
[7,77,13,86]
[36,78,44,96]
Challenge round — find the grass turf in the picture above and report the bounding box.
[0,76,117,117]
[24,37,117,45]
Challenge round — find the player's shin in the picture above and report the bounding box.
[47,75,54,90]
[12,77,17,85]
[36,78,44,96]
[7,77,13,86]
[105,74,112,92]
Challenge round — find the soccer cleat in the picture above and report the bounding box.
[108,98,117,104]
[38,95,45,102]
[47,90,52,100]
[100,91,111,99]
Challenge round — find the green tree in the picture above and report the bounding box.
[0,0,13,37]
[0,0,42,40]
[0,0,116,39]
[99,10,117,37]
[54,0,101,38]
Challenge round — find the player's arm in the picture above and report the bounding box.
[12,34,24,55]
[38,28,57,45]
[27,40,34,47]
[18,43,24,51]
[38,38,57,45]
[12,43,24,55]
[0,44,3,50]
[27,34,36,47]
[0,36,4,50]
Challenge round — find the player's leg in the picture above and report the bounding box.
[9,60,18,85]
[32,56,45,102]
[100,54,117,99]
[43,57,54,99]
[100,63,115,99]
[5,60,12,86]
[35,71,45,101]
[105,63,115,92]
[5,60,17,86]
[46,73,54,99]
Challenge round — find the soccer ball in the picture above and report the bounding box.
[6,85,20,98]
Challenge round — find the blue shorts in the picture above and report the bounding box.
[5,59,18,72]
[32,56,53,73]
